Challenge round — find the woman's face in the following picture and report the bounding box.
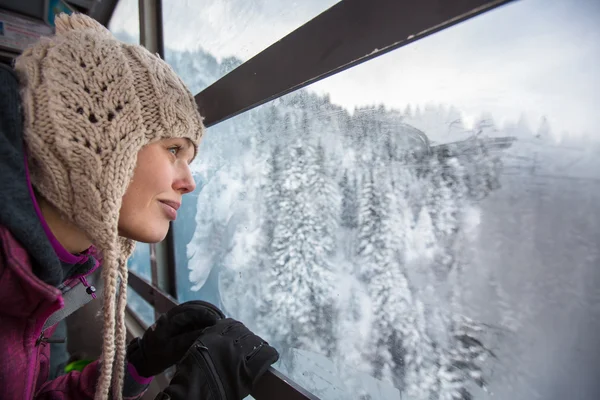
[118,138,197,243]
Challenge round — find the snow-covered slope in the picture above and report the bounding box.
[121,36,600,400]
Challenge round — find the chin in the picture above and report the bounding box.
[118,223,169,243]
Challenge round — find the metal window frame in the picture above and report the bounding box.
[87,0,119,27]
[107,0,519,398]
[128,270,320,400]
[196,0,515,128]
[138,0,178,309]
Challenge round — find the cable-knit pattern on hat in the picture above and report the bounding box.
[14,12,204,400]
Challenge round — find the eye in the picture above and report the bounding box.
[167,145,181,156]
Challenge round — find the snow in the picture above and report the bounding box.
[173,77,600,398]
[119,19,600,399]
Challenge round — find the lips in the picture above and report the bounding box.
[159,200,181,211]
[158,200,180,220]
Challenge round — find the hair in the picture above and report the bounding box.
[14,13,204,399]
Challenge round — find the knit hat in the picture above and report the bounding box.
[14,13,204,400]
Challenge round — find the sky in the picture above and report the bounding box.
[110,0,600,139]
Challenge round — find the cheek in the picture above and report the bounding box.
[117,148,175,242]
[138,157,174,194]
[118,184,144,235]
[125,158,171,206]
[118,190,170,243]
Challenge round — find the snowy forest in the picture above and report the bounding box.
[123,35,600,400]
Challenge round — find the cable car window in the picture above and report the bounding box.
[183,0,599,398]
[162,0,340,94]
[108,0,140,45]
[127,242,154,326]
[127,242,152,281]
[126,287,154,326]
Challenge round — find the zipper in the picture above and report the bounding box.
[193,344,227,399]
[25,296,64,400]
[36,332,66,346]
[245,342,266,362]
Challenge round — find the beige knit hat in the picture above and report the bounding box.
[14,13,204,400]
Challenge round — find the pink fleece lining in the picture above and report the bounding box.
[23,149,91,265]
[127,362,154,385]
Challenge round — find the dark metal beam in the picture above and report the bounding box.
[195,0,515,128]
[149,242,161,320]
[252,367,321,400]
[127,270,318,400]
[125,304,148,337]
[139,0,164,58]
[128,270,177,315]
[87,0,119,28]
[165,222,178,297]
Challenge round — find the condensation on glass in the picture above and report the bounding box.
[162,0,340,94]
[173,0,599,399]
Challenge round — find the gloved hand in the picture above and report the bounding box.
[155,318,279,400]
[127,300,226,378]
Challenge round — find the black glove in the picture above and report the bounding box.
[127,300,226,378]
[155,318,279,400]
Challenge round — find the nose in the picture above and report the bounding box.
[174,162,197,194]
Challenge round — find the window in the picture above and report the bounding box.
[108,0,140,45]
[127,242,154,326]
[126,287,154,327]
[172,0,600,398]
[163,0,340,93]
[128,242,152,281]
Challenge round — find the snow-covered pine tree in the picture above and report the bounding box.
[355,160,424,391]
[227,141,281,326]
[420,154,466,281]
[339,170,359,229]
[310,140,341,236]
[356,165,398,383]
[259,137,339,358]
[415,148,498,399]
[435,314,496,400]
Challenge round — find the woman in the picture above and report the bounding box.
[0,13,278,400]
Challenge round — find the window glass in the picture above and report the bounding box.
[173,0,600,399]
[108,0,140,45]
[127,286,154,327]
[127,242,154,326]
[163,0,340,94]
[127,242,152,281]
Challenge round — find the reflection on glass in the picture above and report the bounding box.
[163,0,340,93]
[126,242,154,326]
[128,242,152,281]
[172,0,600,399]
[108,0,139,45]
[127,286,154,327]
